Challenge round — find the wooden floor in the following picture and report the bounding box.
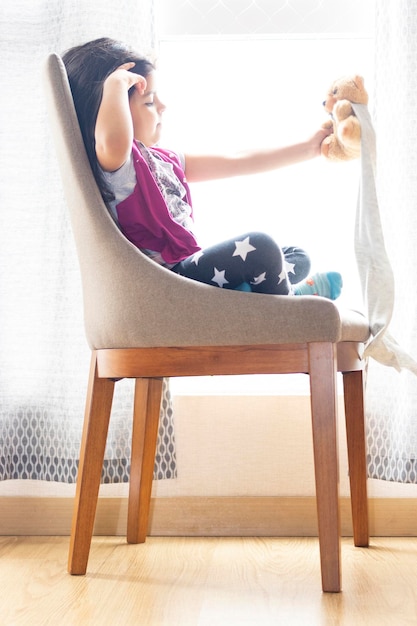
[1,536,417,625]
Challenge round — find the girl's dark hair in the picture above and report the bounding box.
[62,37,155,203]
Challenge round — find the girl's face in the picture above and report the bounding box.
[129,71,166,147]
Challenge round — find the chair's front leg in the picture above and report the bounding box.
[308,342,341,593]
[127,377,164,544]
[68,351,115,575]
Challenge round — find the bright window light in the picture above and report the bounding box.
[157,34,374,394]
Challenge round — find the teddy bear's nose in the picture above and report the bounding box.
[322,100,326,107]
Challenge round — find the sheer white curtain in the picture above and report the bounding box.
[0,0,176,484]
[365,0,417,482]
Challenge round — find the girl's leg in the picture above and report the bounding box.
[282,246,311,284]
[172,232,292,295]
[172,232,342,299]
[283,245,343,298]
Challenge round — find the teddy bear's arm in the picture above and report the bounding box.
[333,99,355,121]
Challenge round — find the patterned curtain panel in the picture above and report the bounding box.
[365,0,417,482]
[0,0,177,483]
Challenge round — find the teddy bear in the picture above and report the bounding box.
[321,74,369,161]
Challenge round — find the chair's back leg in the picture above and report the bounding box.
[342,369,369,547]
[308,342,341,593]
[127,377,164,544]
[68,351,115,575]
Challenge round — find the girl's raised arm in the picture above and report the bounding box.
[95,63,146,172]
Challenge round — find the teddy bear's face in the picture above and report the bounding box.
[323,75,368,113]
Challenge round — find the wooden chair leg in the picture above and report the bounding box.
[308,342,341,593]
[68,352,115,575]
[127,377,163,544]
[343,369,369,547]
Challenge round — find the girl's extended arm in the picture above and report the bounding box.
[184,126,331,182]
[95,63,146,172]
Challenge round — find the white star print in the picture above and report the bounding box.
[278,269,287,284]
[211,268,229,288]
[251,272,267,286]
[233,236,256,261]
[191,250,204,265]
[285,261,296,275]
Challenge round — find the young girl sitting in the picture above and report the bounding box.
[63,37,342,299]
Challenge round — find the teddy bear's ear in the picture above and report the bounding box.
[353,75,365,89]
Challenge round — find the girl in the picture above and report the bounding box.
[63,37,341,298]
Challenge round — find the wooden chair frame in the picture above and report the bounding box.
[68,341,368,593]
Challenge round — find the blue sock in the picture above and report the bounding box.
[235,282,252,292]
[294,272,342,300]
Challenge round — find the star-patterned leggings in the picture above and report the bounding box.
[171,232,311,295]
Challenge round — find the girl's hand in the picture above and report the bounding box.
[307,124,333,158]
[104,62,147,94]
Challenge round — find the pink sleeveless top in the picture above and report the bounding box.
[115,142,201,265]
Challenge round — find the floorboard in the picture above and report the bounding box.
[0,536,416,625]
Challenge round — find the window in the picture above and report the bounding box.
[155,0,375,394]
